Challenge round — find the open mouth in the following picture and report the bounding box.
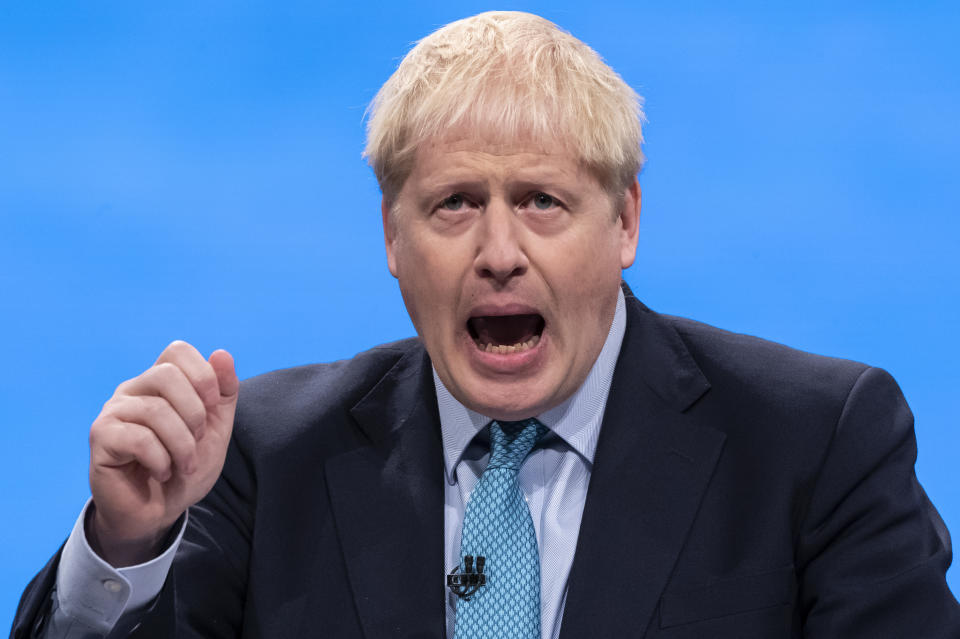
[467,314,545,354]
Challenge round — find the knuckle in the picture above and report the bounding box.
[165,340,190,357]
[89,415,118,447]
[136,395,161,420]
[114,378,135,397]
[129,428,153,455]
[165,340,197,363]
[199,370,219,401]
[171,439,197,467]
[187,406,207,430]
[105,395,135,422]
[143,396,175,427]
[98,396,120,417]
[153,361,179,381]
[89,421,103,448]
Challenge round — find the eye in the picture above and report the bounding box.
[440,194,466,211]
[530,192,557,210]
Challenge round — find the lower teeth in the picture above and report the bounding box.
[481,334,540,354]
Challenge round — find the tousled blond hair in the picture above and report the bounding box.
[364,11,645,205]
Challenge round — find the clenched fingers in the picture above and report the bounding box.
[156,340,221,408]
[90,420,174,482]
[116,358,209,439]
[104,395,200,475]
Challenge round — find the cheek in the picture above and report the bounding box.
[540,234,623,336]
[547,230,622,292]
[394,236,466,329]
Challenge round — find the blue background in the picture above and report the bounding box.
[2,1,958,627]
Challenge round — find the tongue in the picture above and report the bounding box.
[470,314,543,346]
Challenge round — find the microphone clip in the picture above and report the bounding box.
[447,555,486,600]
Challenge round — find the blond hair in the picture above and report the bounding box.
[364,11,645,204]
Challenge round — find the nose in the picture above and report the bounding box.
[474,201,528,285]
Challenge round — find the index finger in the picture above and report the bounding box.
[154,340,221,408]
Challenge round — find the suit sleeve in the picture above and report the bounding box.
[119,434,256,639]
[9,548,61,639]
[9,432,255,639]
[797,366,960,637]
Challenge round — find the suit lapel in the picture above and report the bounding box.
[325,346,446,639]
[560,294,726,638]
[322,291,724,638]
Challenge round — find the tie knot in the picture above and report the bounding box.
[488,419,548,471]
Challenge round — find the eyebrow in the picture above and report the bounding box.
[509,179,581,208]
[415,179,488,209]
[416,170,582,206]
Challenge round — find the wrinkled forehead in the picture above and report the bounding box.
[409,133,577,185]
[407,123,602,189]
[425,123,573,158]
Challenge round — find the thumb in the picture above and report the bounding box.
[208,349,239,404]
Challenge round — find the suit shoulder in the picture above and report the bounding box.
[234,337,423,445]
[239,337,421,402]
[649,313,909,500]
[660,313,871,407]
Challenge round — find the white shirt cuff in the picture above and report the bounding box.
[55,498,187,633]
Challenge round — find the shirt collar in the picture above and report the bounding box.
[434,287,628,484]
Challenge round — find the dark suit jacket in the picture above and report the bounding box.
[13,291,960,638]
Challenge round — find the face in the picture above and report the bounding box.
[384,135,640,421]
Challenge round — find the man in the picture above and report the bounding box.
[11,10,960,638]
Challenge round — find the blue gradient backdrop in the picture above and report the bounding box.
[2,1,958,627]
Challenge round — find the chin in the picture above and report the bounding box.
[458,379,554,421]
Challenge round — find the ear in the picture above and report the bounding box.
[382,197,399,278]
[618,179,641,269]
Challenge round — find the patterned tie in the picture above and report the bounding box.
[453,418,548,639]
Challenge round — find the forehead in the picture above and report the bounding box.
[408,131,593,190]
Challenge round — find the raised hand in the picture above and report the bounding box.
[87,341,239,567]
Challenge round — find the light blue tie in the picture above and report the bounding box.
[453,418,548,639]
